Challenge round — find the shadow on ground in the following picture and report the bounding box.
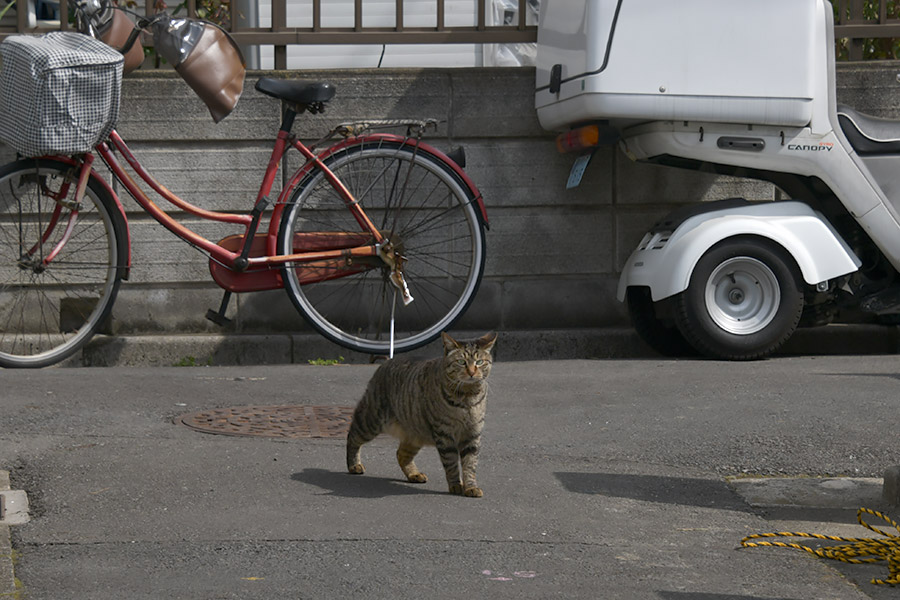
[555,472,750,511]
[292,467,445,498]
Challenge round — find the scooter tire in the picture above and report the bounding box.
[674,237,804,360]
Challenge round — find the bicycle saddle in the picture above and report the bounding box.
[837,105,900,154]
[255,78,336,106]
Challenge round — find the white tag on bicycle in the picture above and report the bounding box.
[390,270,414,306]
[566,153,593,189]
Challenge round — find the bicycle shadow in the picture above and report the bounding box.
[292,467,445,498]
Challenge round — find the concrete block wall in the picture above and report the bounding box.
[2,62,894,338]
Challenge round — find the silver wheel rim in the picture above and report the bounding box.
[704,256,780,335]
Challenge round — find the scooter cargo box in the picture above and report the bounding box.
[535,0,826,132]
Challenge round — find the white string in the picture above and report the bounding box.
[390,290,396,359]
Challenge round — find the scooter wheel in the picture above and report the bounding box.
[674,237,803,360]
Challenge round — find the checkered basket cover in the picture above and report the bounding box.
[0,32,124,157]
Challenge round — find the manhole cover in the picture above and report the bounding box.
[178,405,355,439]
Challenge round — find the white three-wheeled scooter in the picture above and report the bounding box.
[535,0,900,360]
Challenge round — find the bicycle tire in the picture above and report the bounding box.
[0,159,126,368]
[278,140,486,354]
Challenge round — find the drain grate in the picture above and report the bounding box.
[178,405,355,439]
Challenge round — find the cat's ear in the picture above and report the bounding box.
[477,331,498,351]
[441,332,461,353]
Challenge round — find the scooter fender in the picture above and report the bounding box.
[616,201,862,302]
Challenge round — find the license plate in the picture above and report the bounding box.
[566,153,593,189]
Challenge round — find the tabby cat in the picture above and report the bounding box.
[346,331,497,497]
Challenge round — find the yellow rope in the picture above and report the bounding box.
[741,508,900,585]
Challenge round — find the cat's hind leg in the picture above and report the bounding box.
[397,440,427,483]
[346,408,382,475]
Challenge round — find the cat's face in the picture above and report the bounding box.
[441,332,497,385]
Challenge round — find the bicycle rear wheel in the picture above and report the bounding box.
[278,140,486,354]
[0,159,126,368]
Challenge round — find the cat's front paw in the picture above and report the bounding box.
[448,483,463,495]
[463,486,484,498]
[407,472,428,483]
[348,463,365,475]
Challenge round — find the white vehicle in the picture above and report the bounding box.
[535,0,900,360]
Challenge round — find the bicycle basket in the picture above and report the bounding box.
[152,17,245,123]
[0,32,123,157]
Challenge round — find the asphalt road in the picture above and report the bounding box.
[1,356,899,599]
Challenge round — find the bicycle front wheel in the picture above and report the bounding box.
[278,140,486,354]
[0,159,126,368]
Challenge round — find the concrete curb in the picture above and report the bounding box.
[61,324,900,367]
[68,327,654,367]
[0,471,20,599]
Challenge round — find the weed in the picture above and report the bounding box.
[173,355,212,367]
[307,356,345,366]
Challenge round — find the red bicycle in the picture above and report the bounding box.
[0,9,487,368]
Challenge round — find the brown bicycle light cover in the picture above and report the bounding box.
[96,8,144,75]
[152,18,246,123]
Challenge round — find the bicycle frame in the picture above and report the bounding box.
[94,127,388,290]
[32,108,487,299]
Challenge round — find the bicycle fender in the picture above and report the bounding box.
[51,154,132,279]
[617,200,861,302]
[298,134,489,229]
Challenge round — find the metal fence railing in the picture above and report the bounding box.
[833,0,900,59]
[3,0,900,67]
[234,0,539,69]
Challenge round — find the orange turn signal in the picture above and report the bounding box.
[556,125,601,154]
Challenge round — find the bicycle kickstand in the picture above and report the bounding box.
[206,291,233,326]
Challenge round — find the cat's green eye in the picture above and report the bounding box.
[475,360,485,366]
[457,359,466,366]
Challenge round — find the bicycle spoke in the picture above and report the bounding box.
[404,250,474,280]
[400,210,471,245]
